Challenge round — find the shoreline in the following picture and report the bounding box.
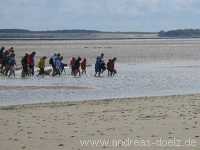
[0,93,199,109]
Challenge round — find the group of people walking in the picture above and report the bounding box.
[21,52,36,77]
[0,46,117,78]
[70,57,87,76]
[95,53,117,77]
[0,47,16,77]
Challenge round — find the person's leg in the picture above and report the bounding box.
[98,65,101,77]
[21,67,25,78]
[0,61,5,73]
[27,65,30,76]
[0,64,2,73]
[41,68,45,75]
[111,71,113,76]
[5,65,9,76]
[72,67,77,76]
[11,66,15,77]
[78,69,81,76]
[24,65,28,76]
[98,70,101,77]
[13,67,15,77]
[8,67,11,77]
[31,65,34,75]
[108,70,110,76]
[8,66,13,77]
[73,69,77,76]
[38,68,42,75]
[52,67,55,76]
[12,66,15,77]
[28,65,32,76]
[94,71,97,77]
[83,69,86,74]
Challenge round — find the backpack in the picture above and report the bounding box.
[9,58,15,66]
[49,57,53,65]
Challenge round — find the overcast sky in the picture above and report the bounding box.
[0,0,200,31]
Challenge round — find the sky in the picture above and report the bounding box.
[0,0,200,32]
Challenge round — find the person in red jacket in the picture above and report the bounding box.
[27,51,36,76]
[81,58,87,74]
[107,57,117,77]
[70,57,76,75]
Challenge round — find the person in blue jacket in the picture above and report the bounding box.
[95,53,105,77]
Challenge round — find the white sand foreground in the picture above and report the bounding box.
[0,95,200,150]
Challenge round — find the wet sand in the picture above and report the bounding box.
[0,95,200,150]
[1,39,200,64]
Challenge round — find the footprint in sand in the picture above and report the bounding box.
[40,137,45,140]
[17,121,21,125]
[106,128,115,131]
[168,131,174,135]
[8,137,12,140]
[129,129,133,132]
[73,130,78,133]
[71,136,75,138]
[58,144,64,147]
[14,138,19,142]
[27,131,32,135]
[151,134,158,138]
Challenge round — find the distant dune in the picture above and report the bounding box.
[2,28,200,40]
[159,29,200,38]
[0,29,158,40]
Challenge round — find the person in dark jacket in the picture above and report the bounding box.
[95,53,105,77]
[0,46,5,60]
[107,57,117,76]
[21,53,29,77]
[49,53,57,76]
[70,57,76,75]
[0,47,5,73]
[2,51,10,75]
[81,58,87,74]
[72,57,81,77]
[8,53,16,77]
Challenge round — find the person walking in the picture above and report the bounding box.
[38,56,47,76]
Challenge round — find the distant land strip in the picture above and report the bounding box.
[0,29,200,39]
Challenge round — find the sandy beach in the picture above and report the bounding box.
[0,95,200,150]
[1,39,200,149]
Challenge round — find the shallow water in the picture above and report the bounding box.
[1,62,200,106]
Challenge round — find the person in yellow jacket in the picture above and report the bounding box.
[38,56,47,75]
